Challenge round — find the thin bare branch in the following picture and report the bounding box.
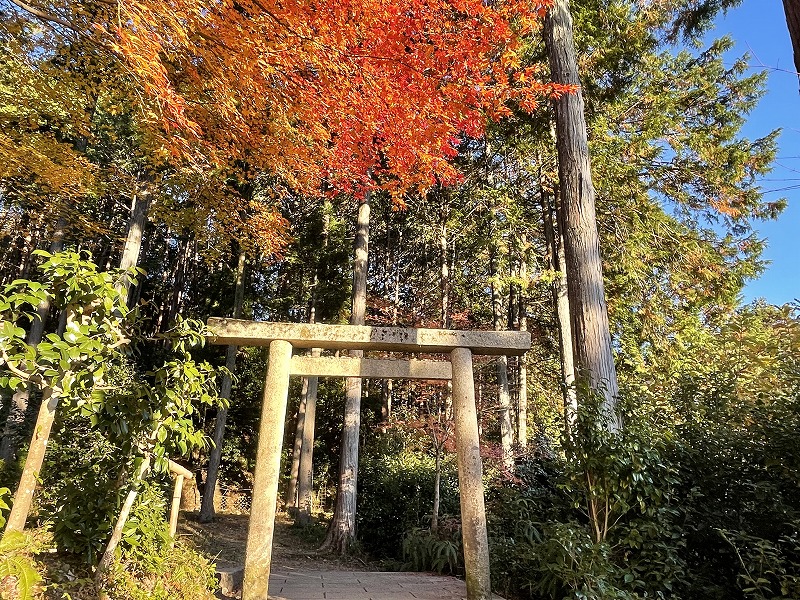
[8,0,78,32]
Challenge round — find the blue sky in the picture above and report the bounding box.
[711,1,799,305]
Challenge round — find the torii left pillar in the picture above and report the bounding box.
[243,340,293,599]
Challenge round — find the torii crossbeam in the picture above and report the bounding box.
[207,318,530,600]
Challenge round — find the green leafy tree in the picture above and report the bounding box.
[0,251,225,563]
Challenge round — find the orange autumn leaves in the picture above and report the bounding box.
[107,0,572,200]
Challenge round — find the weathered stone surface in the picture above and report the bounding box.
[290,356,453,380]
[243,340,293,600]
[207,319,530,356]
[259,570,506,600]
[452,347,492,600]
[216,565,244,595]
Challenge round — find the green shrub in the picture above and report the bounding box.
[669,402,800,599]
[487,391,800,600]
[402,526,462,574]
[37,415,122,562]
[357,451,459,558]
[720,529,800,600]
[105,481,218,600]
[108,541,218,600]
[488,448,685,600]
[487,394,687,600]
[0,529,43,600]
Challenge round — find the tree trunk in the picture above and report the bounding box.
[489,247,514,471]
[541,185,578,428]
[0,219,66,462]
[431,444,441,534]
[322,198,370,554]
[440,220,450,329]
[544,0,621,432]
[286,254,324,511]
[118,185,149,303]
[165,234,192,330]
[296,205,329,525]
[285,392,305,512]
[439,214,454,423]
[4,302,79,534]
[2,388,59,534]
[199,250,246,523]
[783,0,800,87]
[296,347,320,526]
[516,236,529,448]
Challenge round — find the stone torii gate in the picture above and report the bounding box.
[207,318,530,600]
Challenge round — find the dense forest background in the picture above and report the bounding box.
[0,0,799,599]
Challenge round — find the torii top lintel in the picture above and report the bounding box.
[207,318,530,356]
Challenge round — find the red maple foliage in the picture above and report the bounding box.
[106,0,573,199]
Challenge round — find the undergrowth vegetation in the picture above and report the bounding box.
[104,484,217,600]
[356,390,800,600]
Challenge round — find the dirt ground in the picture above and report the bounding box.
[21,512,383,600]
[178,511,385,572]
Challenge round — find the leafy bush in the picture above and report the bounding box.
[0,525,43,600]
[1,252,227,567]
[487,390,688,599]
[488,443,685,600]
[37,416,121,562]
[402,526,462,574]
[0,487,43,600]
[669,399,800,599]
[108,541,218,600]
[105,481,218,600]
[357,450,459,558]
[487,390,800,600]
[720,529,800,600]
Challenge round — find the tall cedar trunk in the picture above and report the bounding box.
[434,210,450,524]
[199,250,246,522]
[322,198,369,553]
[4,213,30,286]
[296,204,331,524]
[507,260,519,436]
[440,215,454,419]
[0,219,66,462]
[165,235,192,329]
[379,212,392,417]
[382,228,402,421]
[154,231,176,333]
[288,214,326,512]
[783,0,800,85]
[296,348,320,526]
[285,393,307,512]
[544,0,621,432]
[489,247,514,471]
[516,235,529,448]
[440,220,450,329]
[541,186,578,427]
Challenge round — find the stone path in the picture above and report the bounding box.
[267,570,505,600]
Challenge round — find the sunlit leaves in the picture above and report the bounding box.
[101,0,564,198]
[0,251,227,472]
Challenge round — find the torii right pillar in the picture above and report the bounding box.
[451,347,492,600]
